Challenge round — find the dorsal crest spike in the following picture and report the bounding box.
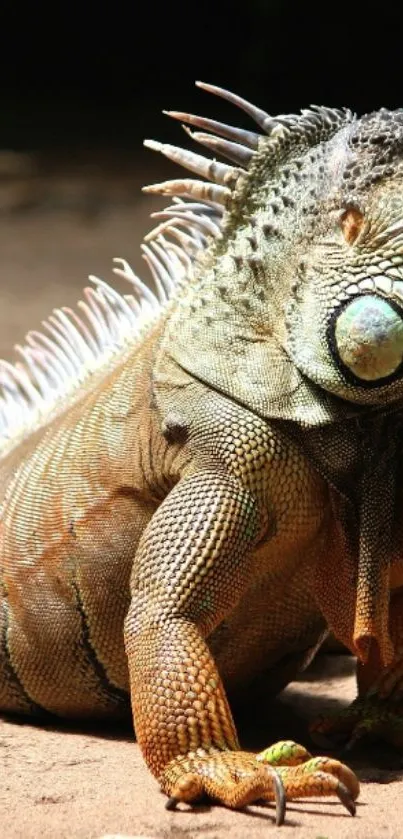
[163,109,260,149]
[143,139,240,188]
[195,80,277,134]
[182,126,254,168]
[142,178,232,207]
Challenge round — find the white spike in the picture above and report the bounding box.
[195,80,277,134]
[43,321,82,373]
[164,109,260,149]
[169,199,222,218]
[61,307,99,356]
[172,195,224,215]
[152,238,189,281]
[112,258,161,309]
[77,292,109,348]
[158,223,205,255]
[27,331,74,378]
[182,126,254,168]
[143,178,231,207]
[144,139,239,187]
[150,208,221,239]
[27,346,63,391]
[160,236,193,274]
[89,277,138,328]
[141,244,175,297]
[0,360,43,407]
[52,309,95,363]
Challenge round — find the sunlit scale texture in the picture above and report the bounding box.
[334,295,403,381]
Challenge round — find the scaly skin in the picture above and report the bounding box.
[6,88,403,823]
[0,326,359,817]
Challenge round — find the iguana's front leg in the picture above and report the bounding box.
[124,468,358,819]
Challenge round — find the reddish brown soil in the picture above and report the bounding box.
[1,655,402,839]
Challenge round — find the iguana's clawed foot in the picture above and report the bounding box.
[311,695,403,752]
[162,750,286,825]
[161,742,359,824]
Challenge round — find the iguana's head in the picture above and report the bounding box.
[144,86,403,415]
[283,108,403,405]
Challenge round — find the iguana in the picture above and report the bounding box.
[4,80,403,826]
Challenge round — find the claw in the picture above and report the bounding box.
[336,780,356,816]
[165,796,179,811]
[341,728,367,754]
[338,716,384,756]
[268,766,286,826]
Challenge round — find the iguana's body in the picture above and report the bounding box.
[0,327,326,717]
[4,82,403,821]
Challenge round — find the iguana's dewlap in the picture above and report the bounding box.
[334,295,403,381]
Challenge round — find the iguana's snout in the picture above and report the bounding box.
[332,294,403,382]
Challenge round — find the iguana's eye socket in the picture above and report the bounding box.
[339,207,365,245]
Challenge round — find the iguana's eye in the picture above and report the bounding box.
[333,295,403,382]
[339,207,365,245]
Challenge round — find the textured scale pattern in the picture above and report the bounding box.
[5,81,403,823]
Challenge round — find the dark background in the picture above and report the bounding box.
[0,1,400,154]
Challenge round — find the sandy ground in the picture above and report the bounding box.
[2,655,402,839]
[0,167,402,838]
